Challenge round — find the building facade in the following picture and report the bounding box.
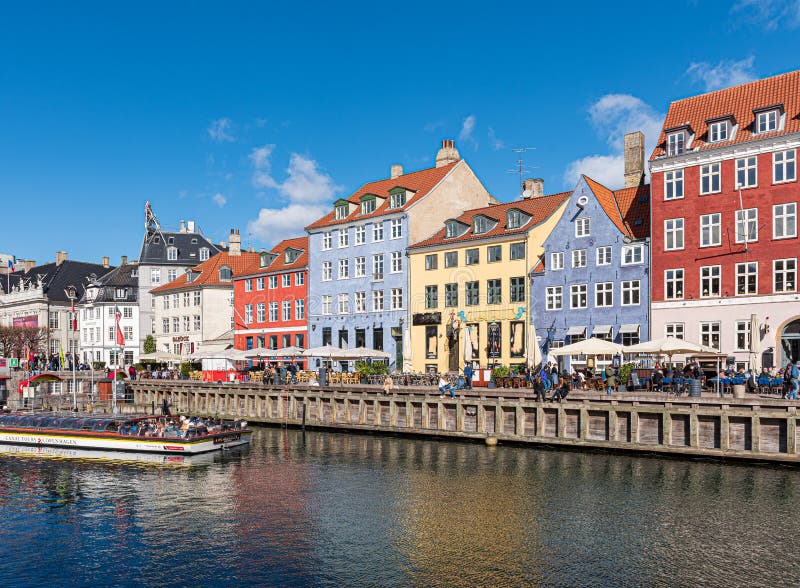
[233,237,308,365]
[530,170,651,371]
[649,70,800,369]
[305,140,496,370]
[78,260,140,367]
[408,183,569,373]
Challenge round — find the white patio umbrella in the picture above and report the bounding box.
[189,348,249,361]
[301,345,365,361]
[463,325,473,363]
[402,328,413,372]
[623,336,716,355]
[244,346,305,359]
[549,337,623,357]
[139,352,182,363]
[527,323,541,368]
[351,346,391,359]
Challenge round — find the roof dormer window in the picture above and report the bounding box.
[199,247,209,261]
[168,237,175,245]
[708,120,729,143]
[219,265,232,282]
[445,220,467,239]
[186,270,195,283]
[667,131,686,156]
[334,203,349,220]
[506,209,529,230]
[191,238,198,244]
[473,215,495,235]
[360,196,376,215]
[285,249,301,264]
[167,246,178,261]
[755,108,780,134]
[389,189,406,209]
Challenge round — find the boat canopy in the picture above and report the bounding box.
[0,414,119,432]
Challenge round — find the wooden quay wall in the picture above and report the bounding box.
[128,381,800,464]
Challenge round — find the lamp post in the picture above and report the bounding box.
[64,285,77,411]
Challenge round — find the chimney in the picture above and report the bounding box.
[248,246,255,253]
[229,229,241,256]
[56,251,68,266]
[435,139,460,168]
[390,164,403,179]
[624,131,645,188]
[187,220,196,233]
[102,256,109,268]
[20,259,35,273]
[121,255,127,265]
[179,220,186,232]
[522,178,544,199]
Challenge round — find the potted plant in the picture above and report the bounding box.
[490,365,509,388]
[354,360,372,383]
[618,363,634,391]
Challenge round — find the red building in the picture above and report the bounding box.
[650,70,800,369]
[233,237,308,365]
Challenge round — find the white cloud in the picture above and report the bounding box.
[459,115,477,148]
[685,56,757,91]
[250,144,278,189]
[207,118,235,142]
[731,0,800,30]
[248,203,330,245]
[213,193,227,207]
[488,127,504,151]
[563,94,663,188]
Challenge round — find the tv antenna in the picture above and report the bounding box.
[507,147,536,196]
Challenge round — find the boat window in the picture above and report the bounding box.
[31,416,50,428]
[18,416,36,427]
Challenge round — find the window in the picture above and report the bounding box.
[256,277,264,290]
[665,322,684,339]
[473,216,489,234]
[595,282,613,307]
[622,245,643,265]
[735,320,751,351]
[355,225,366,244]
[334,204,349,220]
[373,223,384,242]
[465,281,479,306]
[425,254,438,270]
[295,299,305,320]
[162,318,169,334]
[322,262,332,281]
[572,249,587,268]
[665,269,684,300]
[700,265,721,298]
[390,191,406,209]
[575,217,590,237]
[151,268,161,285]
[47,311,59,329]
[736,156,757,188]
[281,274,290,287]
[736,262,758,295]
[372,254,384,280]
[354,256,366,277]
[570,284,587,309]
[664,170,684,200]
[665,218,684,250]
[487,279,502,304]
[390,219,402,239]
[269,335,279,349]
[193,315,200,331]
[700,213,721,247]
[163,297,170,310]
[321,296,332,315]
[425,285,438,309]
[507,209,524,229]
[700,163,721,194]
[708,120,729,143]
[244,304,253,324]
[193,290,200,305]
[774,203,797,239]
[622,280,640,305]
[337,293,349,314]
[391,288,403,310]
[322,232,332,250]
[282,300,291,321]
[774,259,797,292]
[509,242,525,260]
[338,229,349,248]
[295,333,305,349]
[372,290,384,312]
[352,292,366,314]
[756,109,778,134]
[391,251,402,273]
[444,251,458,268]
[360,198,375,215]
[596,246,612,265]
[295,272,304,286]
[551,252,564,270]
[219,266,232,281]
[425,326,438,359]
[123,306,133,318]
[244,279,252,292]
[510,277,525,302]
[445,283,458,307]
[487,246,501,262]
[774,150,796,183]
[167,269,177,283]
[546,286,562,310]
[257,303,265,322]
[167,246,177,261]
[667,131,685,156]
[172,317,179,333]
[445,221,462,239]
[621,329,640,346]
[338,259,349,280]
[466,249,479,265]
[735,208,758,243]
[199,248,210,261]
[700,322,721,350]
[269,302,279,321]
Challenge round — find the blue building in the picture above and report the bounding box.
[305,140,495,370]
[530,174,651,371]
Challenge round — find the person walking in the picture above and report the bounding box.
[782,362,793,399]
[605,365,617,395]
[788,361,800,401]
[549,363,559,391]
[463,363,473,390]
[533,375,547,402]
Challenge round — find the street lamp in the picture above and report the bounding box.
[64,284,77,411]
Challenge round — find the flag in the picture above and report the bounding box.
[59,343,65,370]
[115,306,125,346]
[71,299,77,332]
[6,257,14,272]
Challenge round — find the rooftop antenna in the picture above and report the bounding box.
[507,147,536,196]
[144,201,166,244]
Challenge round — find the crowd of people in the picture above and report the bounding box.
[116,416,247,438]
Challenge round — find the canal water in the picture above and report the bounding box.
[0,428,798,587]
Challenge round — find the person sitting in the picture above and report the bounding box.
[438,374,455,398]
[552,378,570,402]
[745,370,758,394]
[651,369,664,392]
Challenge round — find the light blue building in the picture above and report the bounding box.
[530,174,651,371]
[305,140,494,370]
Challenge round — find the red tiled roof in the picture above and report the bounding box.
[305,161,459,230]
[651,69,800,159]
[408,191,571,249]
[531,256,545,274]
[583,176,651,239]
[234,236,309,278]
[150,250,261,293]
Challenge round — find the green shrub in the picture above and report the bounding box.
[491,365,510,381]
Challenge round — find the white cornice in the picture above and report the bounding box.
[653,291,800,309]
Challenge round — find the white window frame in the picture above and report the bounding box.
[708,120,729,143]
[664,218,684,251]
[269,302,279,321]
[735,262,758,295]
[774,203,797,239]
[338,259,349,280]
[355,225,366,244]
[756,109,778,134]
[295,299,305,320]
[282,273,291,287]
[575,217,590,237]
[621,280,640,306]
[269,275,278,289]
[354,256,366,278]
[571,249,587,268]
[390,219,402,240]
[700,265,721,298]
[736,156,757,189]
[700,163,721,195]
[700,213,721,247]
[596,246,612,266]
[735,320,751,352]
[665,322,684,340]
[390,251,402,273]
[372,222,384,242]
[337,293,349,314]
[667,131,685,156]
[295,272,304,286]
[391,288,403,310]
[256,277,265,290]
[621,244,643,266]
[360,199,375,215]
[773,149,796,184]
[546,286,562,311]
[735,208,758,243]
[664,169,684,200]
[321,296,332,315]
[700,321,721,350]
[550,252,564,270]
[322,232,332,250]
[322,262,332,282]
[372,290,384,312]
[665,268,684,300]
[570,284,587,309]
[257,303,265,322]
[338,229,349,248]
[773,258,797,293]
[594,282,613,308]
[354,292,366,313]
[334,204,349,221]
[282,300,291,321]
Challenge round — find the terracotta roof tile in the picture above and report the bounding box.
[409,191,571,249]
[305,162,459,230]
[651,69,800,159]
[150,250,261,293]
[583,176,650,239]
[235,236,309,278]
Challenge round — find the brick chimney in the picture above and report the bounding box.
[522,178,544,199]
[229,228,241,256]
[56,251,68,266]
[391,164,403,179]
[435,139,460,168]
[121,255,127,265]
[102,256,109,268]
[624,131,645,188]
[19,259,35,273]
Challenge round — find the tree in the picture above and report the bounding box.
[18,327,48,356]
[143,335,156,354]
[0,325,16,357]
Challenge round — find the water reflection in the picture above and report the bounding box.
[0,428,798,587]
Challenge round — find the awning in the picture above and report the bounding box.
[619,324,640,334]
[566,326,586,336]
[592,325,613,336]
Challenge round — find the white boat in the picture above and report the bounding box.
[0,413,252,455]
[0,442,228,466]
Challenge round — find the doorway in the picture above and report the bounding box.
[781,319,800,365]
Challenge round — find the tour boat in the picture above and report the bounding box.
[0,442,228,466]
[0,413,252,455]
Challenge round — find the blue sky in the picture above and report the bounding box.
[2,0,800,264]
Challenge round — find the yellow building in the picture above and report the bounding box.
[407,184,569,373]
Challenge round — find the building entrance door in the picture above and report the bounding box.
[780,319,800,365]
